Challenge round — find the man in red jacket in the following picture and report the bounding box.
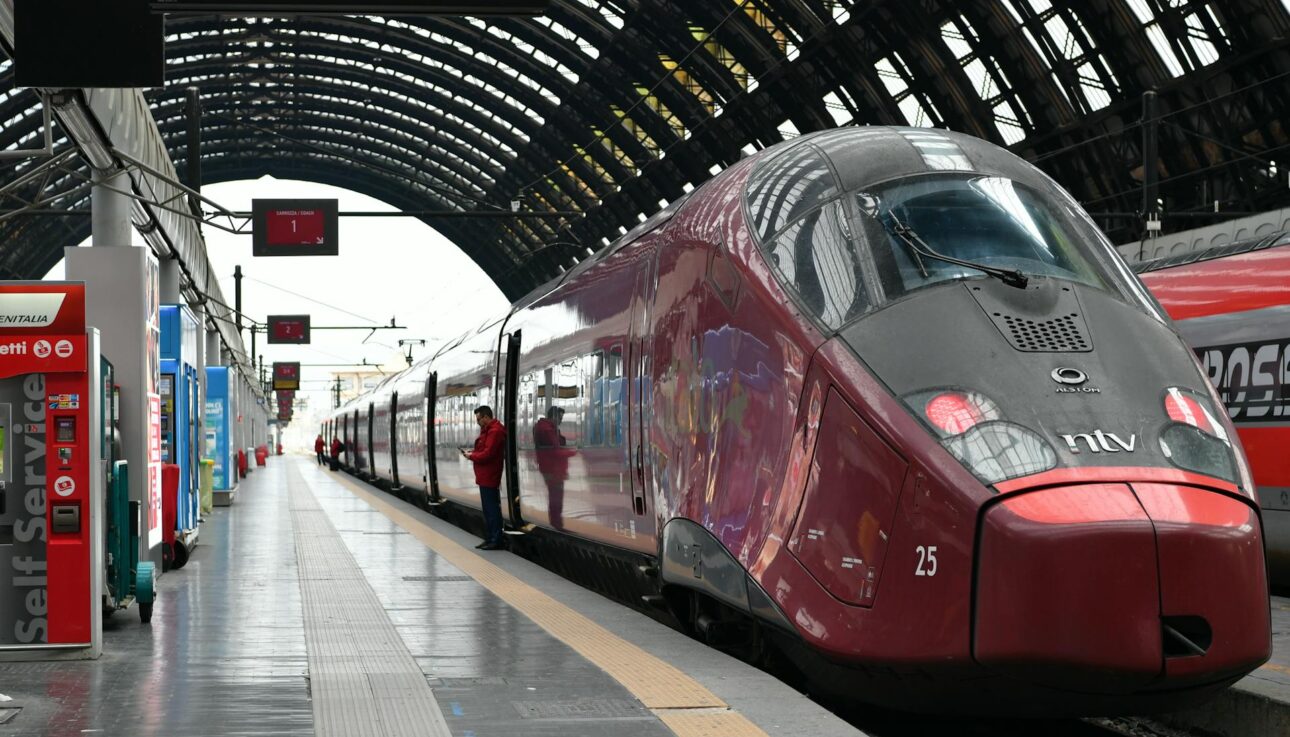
[462,405,506,550]
[314,434,326,466]
[533,406,575,528]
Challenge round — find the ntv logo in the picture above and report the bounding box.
[1060,430,1137,454]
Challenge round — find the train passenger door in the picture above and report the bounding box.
[426,372,440,503]
[628,262,654,517]
[496,330,523,526]
[390,392,400,488]
[366,403,375,478]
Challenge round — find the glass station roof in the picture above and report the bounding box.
[1,0,1287,298]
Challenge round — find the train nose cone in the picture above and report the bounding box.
[973,483,1269,695]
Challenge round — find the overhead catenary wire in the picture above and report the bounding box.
[244,275,387,326]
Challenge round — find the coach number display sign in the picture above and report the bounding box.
[252,199,339,257]
[267,315,310,345]
[271,362,301,391]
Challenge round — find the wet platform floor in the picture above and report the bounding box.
[0,456,855,737]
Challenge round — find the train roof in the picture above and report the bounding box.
[1136,230,1290,320]
[744,126,1063,242]
[1133,231,1290,274]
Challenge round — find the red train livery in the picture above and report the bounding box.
[1138,233,1290,587]
[329,127,1271,715]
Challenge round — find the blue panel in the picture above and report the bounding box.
[160,305,180,359]
[206,367,231,490]
[162,304,204,533]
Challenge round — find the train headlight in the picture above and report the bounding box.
[917,390,1001,437]
[1159,387,1242,488]
[905,390,1057,484]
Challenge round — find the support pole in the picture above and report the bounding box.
[250,323,256,369]
[1141,90,1160,246]
[234,264,243,334]
[185,87,201,218]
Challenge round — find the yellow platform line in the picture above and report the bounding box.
[324,467,771,737]
[1261,662,1290,677]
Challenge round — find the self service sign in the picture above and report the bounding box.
[0,282,104,657]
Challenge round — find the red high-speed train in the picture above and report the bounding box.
[1138,233,1290,587]
[327,127,1270,715]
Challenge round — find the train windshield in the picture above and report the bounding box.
[761,173,1145,330]
[863,175,1114,296]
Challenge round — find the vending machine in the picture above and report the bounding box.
[0,282,105,658]
[204,366,235,505]
[159,305,200,566]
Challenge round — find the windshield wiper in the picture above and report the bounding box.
[882,210,1029,289]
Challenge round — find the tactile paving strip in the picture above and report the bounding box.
[288,466,451,737]
[329,468,772,737]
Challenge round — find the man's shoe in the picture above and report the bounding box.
[474,541,489,549]
[478,542,503,551]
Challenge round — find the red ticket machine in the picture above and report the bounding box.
[0,282,103,658]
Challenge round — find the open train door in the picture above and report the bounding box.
[426,371,441,504]
[497,330,523,527]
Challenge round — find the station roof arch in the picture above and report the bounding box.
[1,0,1288,299]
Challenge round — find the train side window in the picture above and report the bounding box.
[745,142,838,241]
[586,352,603,446]
[519,371,543,451]
[770,199,870,330]
[553,360,583,447]
[606,346,624,447]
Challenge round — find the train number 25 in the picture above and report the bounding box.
[915,545,938,577]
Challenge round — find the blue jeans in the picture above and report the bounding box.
[478,486,503,544]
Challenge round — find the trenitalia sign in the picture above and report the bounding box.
[0,284,84,335]
[0,284,87,380]
[0,293,66,327]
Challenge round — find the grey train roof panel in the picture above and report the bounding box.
[2,1,1289,298]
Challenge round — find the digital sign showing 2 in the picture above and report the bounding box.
[272,362,301,391]
[252,199,338,257]
[267,314,310,345]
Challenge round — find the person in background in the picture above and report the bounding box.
[330,435,343,471]
[314,434,326,466]
[461,405,506,550]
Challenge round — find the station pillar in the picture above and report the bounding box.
[66,171,165,570]
[90,169,131,248]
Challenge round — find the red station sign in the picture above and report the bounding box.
[252,199,339,257]
[266,314,310,345]
[272,361,301,391]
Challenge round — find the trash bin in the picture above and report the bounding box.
[162,463,179,571]
[255,445,268,467]
[199,459,215,516]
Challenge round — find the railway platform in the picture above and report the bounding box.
[1155,594,1290,737]
[0,456,857,737]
